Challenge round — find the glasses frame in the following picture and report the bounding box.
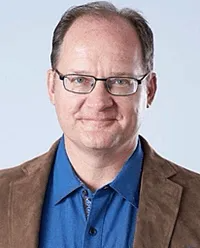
[54,69,150,96]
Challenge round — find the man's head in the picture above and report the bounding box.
[47,1,157,151]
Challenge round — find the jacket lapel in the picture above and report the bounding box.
[9,140,59,248]
[133,137,183,248]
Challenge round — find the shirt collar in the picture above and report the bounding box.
[52,135,81,205]
[52,135,143,207]
[110,138,143,208]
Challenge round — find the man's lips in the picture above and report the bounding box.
[80,118,116,122]
[80,118,116,121]
[76,115,117,121]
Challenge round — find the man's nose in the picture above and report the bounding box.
[85,80,114,110]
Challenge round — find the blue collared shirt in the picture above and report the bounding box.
[39,135,143,248]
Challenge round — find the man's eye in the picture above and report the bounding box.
[114,79,129,85]
[73,77,86,84]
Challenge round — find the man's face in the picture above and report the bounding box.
[48,16,156,151]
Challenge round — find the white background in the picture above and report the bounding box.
[0,0,200,172]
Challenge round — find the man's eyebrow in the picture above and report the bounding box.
[67,70,92,75]
[109,72,137,77]
[65,70,137,78]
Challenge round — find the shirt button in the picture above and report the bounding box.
[89,227,97,236]
[82,189,88,196]
[104,186,109,190]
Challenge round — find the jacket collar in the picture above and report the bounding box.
[133,136,183,248]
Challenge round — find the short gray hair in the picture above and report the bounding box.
[50,1,154,72]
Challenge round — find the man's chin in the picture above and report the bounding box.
[79,133,119,150]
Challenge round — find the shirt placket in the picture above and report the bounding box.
[82,189,92,219]
[82,187,114,248]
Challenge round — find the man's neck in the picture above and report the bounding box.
[64,136,138,191]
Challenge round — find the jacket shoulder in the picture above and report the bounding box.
[0,139,60,182]
[0,152,48,183]
[166,160,200,194]
[140,135,200,185]
[174,160,200,177]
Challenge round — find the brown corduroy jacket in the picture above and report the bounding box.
[0,136,200,248]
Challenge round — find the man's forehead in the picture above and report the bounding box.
[63,14,138,42]
[61,15,140,53]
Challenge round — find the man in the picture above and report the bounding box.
[0,1,200,248]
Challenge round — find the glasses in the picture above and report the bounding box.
[55,69,149,96]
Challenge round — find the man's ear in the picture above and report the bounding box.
[146,72,157,108]
[47,69,56,105]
